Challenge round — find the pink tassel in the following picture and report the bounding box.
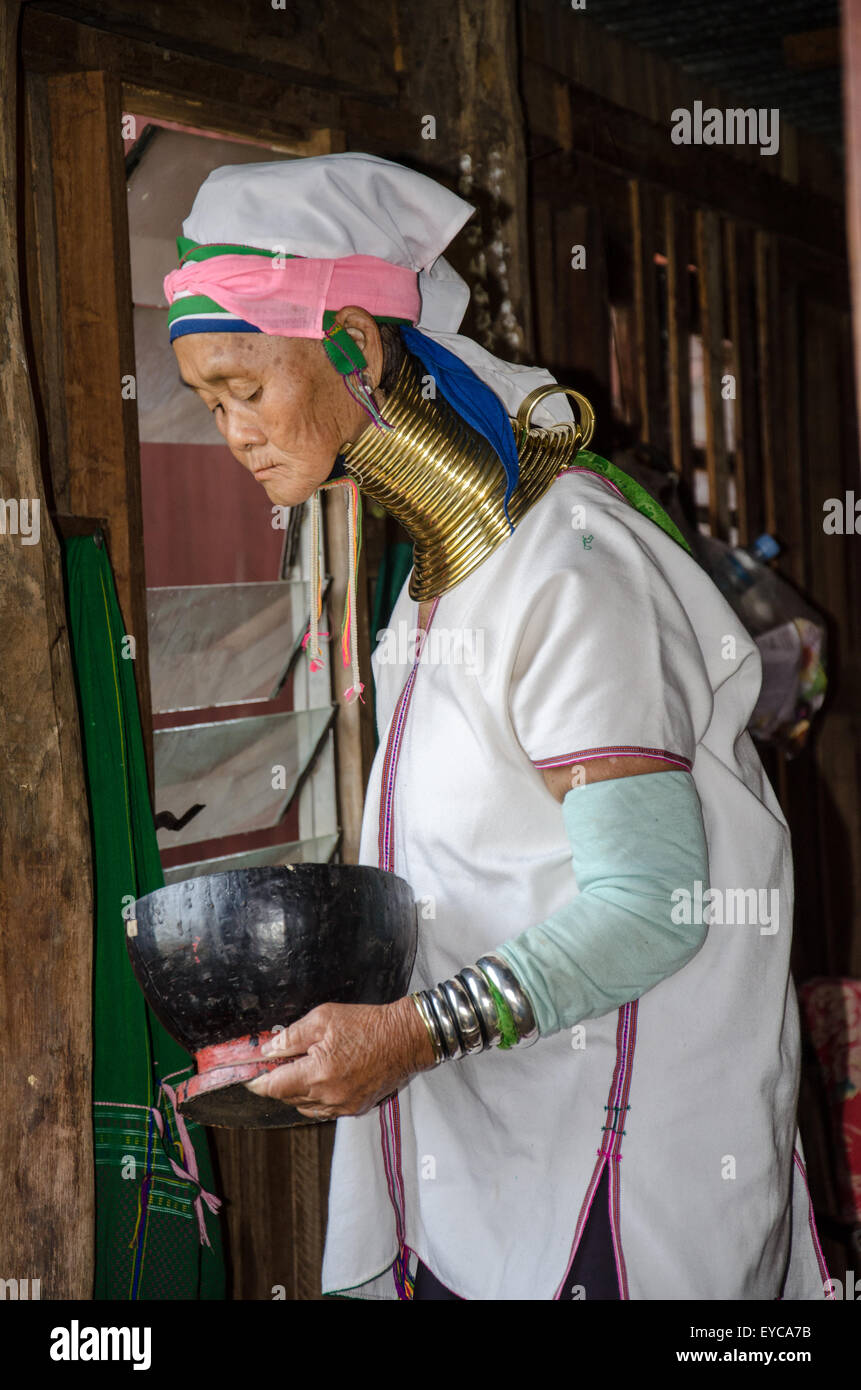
[302,628,330,673]
[151,1082,222,1248]
[305,477,365,704]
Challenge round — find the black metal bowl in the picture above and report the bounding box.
[126,863,418,1127]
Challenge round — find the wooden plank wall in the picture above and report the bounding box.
[520,2,860,1278]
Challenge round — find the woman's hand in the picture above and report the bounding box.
[244,997,438,1119]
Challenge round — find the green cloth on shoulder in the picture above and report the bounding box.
[575,450,693,556]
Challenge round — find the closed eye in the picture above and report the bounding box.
[212,387,262,413]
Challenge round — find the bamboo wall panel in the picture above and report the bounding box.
[664,194,694,493]
[530,194,558,374]
[209,1123,334,1300]
[724,222,763,548]
[804,297,861,978]
[754,232,782,543]
[519,0,844,202]
[630,180,667,454]
[552,202,610,403]
[695,209,731,540]
[774,274,808,589]
[519,69,844,256]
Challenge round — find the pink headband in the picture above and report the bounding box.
[162,252,422,337]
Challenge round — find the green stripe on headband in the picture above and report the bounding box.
[166,293,234,325]
[170,240,288,327]
[176,236,288,265]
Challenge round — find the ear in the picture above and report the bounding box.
[333,306,384,388]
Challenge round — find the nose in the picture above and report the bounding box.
[217,404,266,459]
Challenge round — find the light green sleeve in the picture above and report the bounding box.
[496,770,710,1037]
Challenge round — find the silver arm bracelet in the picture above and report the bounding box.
[427,985,466,1061]
[412,981,488,1061]
[439,977,483,1054]
[409,955,538,1064]
[410,991,446,1066]
[475,954,539,1047]
[458,966,502,1047]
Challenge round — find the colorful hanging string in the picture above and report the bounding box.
[302,348,391,703]
[301,485,329,675]
[302,476,368,705]
[342,369,392,431]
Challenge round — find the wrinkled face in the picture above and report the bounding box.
[172,322,372,507]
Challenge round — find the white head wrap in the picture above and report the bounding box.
[180,152,573,425]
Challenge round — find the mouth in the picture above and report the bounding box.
[252,464,280,481]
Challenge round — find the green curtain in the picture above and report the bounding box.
[63,533,225,1300]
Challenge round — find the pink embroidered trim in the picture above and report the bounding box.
[554,1002,638,1299]
[377,596,442,1299]
[607,1130,629,1298]
[377,597,441,872]
[555,465,627,502]
[533,745,693,772]
[93,1100,155,1112]
[792,1148,835,1298]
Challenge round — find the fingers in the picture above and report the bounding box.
[295,1102,334,1120]
[261,1007,327,1058]
[245,1056,314,1102]
[244,1061,338,1120]
[259,1027,301,1059]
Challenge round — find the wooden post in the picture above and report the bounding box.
[630,180,666,453]
[664,193,694,492]
[45,68,154,789]
[554,202,611,399]
[723,221,764,547]
[754,231,781,542]
[0,1,94,1298]
[324,488,375,867]
[696,208,731,540]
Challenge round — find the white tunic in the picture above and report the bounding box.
[321,465,832,1300]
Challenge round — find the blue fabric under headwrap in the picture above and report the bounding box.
[399,326,519,531]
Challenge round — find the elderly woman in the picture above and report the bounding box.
[165,152,830,1301]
